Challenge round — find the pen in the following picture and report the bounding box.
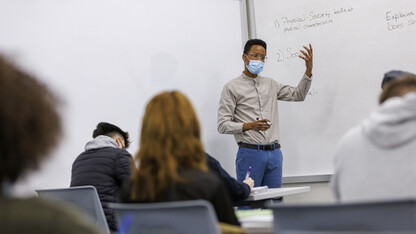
[245,166,251,179]
[256,118,271,125]
[118,214,133,234]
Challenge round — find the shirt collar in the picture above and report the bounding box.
[241,72,263,82]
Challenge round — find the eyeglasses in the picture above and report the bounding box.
[249,53,267,61]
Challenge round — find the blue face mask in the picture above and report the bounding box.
[245,56,264,75]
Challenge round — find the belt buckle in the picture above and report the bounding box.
[266,143,275,150]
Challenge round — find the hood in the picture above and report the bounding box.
[362,92,416,148]
[85,135,118,151]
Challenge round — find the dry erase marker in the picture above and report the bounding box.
[257,118,272,125]
[245,166,251,179]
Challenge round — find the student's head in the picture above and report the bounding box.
[0,55,62,187]
[92,122,130,149]
[381,70,415,89]
[130,91,207,201]
[379,74,416,104]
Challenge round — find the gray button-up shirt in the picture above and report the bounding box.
[217,72,312,145]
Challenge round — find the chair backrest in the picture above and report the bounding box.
[268,199,416,233]
[36,185,110,234]
[108,200,221,234]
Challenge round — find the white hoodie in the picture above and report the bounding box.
[331,92,416,202]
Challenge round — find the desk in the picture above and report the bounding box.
[235,186,310,208]
[247,187,310,201]
[237,209,273,234]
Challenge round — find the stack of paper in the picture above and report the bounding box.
[236,209,274,233]
[251,185,268,194]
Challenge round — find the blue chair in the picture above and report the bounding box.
[268,199,416,233]
[36,185,110,234]
[108,200,221,234]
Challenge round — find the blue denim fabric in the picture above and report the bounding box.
[236,146,283,188]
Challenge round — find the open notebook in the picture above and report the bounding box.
[250,186,268,194]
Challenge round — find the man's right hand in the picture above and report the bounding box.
[243,119,271,132]
[243,177,255,190]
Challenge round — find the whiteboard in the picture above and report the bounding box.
[0,0,244,196]
[249,0,416,177]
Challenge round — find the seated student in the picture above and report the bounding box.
[71,122,133,232]
[0,55,100,233]
[206,153,254,203]
[332,74,416,202]
[122,91,240,226]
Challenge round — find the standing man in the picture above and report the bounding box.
[71,122,133,232]
[217,39,313,188]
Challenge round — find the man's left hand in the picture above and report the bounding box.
[299,43,313,77]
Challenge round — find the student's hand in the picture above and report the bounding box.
[243,119,271,132]
[299,43,313,77]
[243,177,254,190]
[115,137,125,149]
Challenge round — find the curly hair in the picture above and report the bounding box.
[129,91,207,201]
[0,55,62,185]
[379,74,416,104]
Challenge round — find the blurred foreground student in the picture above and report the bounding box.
[0,55,100,233]
[71,122,133,231]
[332,74,416,202]
[122,91,240,227]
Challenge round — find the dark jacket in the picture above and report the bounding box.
[121,169,240,226]
[70,135,132,232]
[206,153,250,203]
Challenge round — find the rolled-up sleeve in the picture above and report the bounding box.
[217,85,244,134]
[277,74,312,101]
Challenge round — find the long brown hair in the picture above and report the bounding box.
[379,74,416,104]
[130,91,207,201]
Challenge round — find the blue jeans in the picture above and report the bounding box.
[236,146,283,188]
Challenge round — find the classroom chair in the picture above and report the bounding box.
[108,199,221,234]
[268,199,416,233]
[36,185,110,234]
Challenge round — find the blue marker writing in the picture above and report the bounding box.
[245,166,252,179]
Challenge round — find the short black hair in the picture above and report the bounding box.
[382,70,415,88]
[379,74,416,104]
[93,122,130,148]
[243,39,267,55]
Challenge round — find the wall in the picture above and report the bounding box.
[283,182,334,204]
[0,0,245,196]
